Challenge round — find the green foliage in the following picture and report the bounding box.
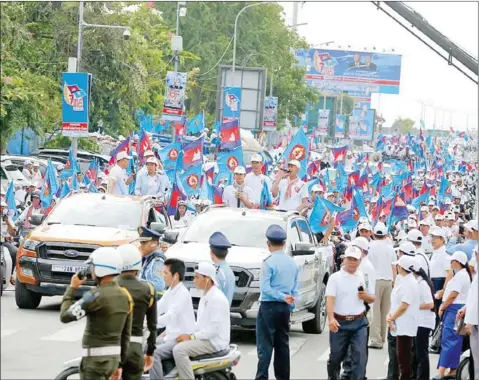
[44,133,99,151]
[392,117,415,134]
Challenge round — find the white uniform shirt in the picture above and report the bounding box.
[465,272,478,325]
[368,240,397,281]
[415,248,431,277]
[244,172,271,204]
[277,178,308,211]
[108,165,129,195]
[157,282,196,341]
[195,286,230,351]
[22,168,32,180]
[222,184,254,209]
[31,171,43,188]
[171,211,195,228]
[421,234,433,256]
[429,245,451,279]
[390,273,420,337]
[443,268,471,305]
[417,278,435,329]
[325,268,373,316]
[359,257,376,308]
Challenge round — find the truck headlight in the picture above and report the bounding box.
[23,239,41,252]
[248,268,261,280]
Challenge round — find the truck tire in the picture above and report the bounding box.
[54,367,79,380]
[456,356,470,380]
[15,280,42,309]
[302,285,326,334]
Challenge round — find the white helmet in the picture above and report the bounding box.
[117,244,142,272]
[85,247,122,278]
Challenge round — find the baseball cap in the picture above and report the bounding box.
[435,214,444,221]
[358,223,372,232]
[288,160,301,169]
[117,151,132,161]
[429,226,447,240]
[351,237,369,252]
[233,166,246,175]
[57,164,65,171]
[407,219,418,228]
[420,206,429,212]
[24,160,32,165]
[146,157,158,165]
[393,255,416,271]
[396,241,416,256]
[250,154,263,163]
[195,262,218,285]
[445,213,455,221]
[432,206,440,211]
[464,220,478,232]
[343,246,362,260]
[325,192,334,198]
[419,219,431,227]
[33,162,40,167]
[428,201,435,206]
[450,251,468,265]
[407,229,423,244]
[144,150,155,158]
[373,222,387,236]
[412,256,426,272]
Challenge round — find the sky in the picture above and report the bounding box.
[282,1,478,132]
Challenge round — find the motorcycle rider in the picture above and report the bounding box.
[16,190,44,230]
[117,244,157,380]
[60,247,133,380]
[138,227,166,298]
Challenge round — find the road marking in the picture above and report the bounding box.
[317,347,330,361]
[1,329,17,338]
[41,322,85,342]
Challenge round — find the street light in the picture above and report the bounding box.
[310,41,335,48]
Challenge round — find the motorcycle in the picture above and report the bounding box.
[55,344,241,380]
[1,244,13,296]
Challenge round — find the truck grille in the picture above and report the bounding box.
[38,242,100,261]
[184,262,252,288]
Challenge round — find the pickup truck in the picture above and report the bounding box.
[163,206,334,334]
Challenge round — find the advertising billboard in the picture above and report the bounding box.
[162,71,187,121]
[317,109,330,136]
[335,114,346,138]
[62,72,91,137]
[349,108,375,141]
[263,96,278,131]
[297,48,402,95]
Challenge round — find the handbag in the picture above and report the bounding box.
[429,322,442,354]
[455,317,468,336]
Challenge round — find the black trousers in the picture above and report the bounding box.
[255,302,290,380]
[1,242,17,274]
[413,327,431,380]
[387,330,398,380]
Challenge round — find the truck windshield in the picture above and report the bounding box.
[181,212,287,249]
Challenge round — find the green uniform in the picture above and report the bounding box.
[117,274,158,380]
[60,281,133,380]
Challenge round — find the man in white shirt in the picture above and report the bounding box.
[222,166,254,209]
[150,258,196,380]
[271,160,308,212]
[107,151,134,195]
[173,262,230,380]
[22,160,33,181]
[244,154,272,206]
[31,162,43,188]
[418,219,433,257]
[368,222,397,349]
[407,229,430,276]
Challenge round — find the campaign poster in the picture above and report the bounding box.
[335,114,346,138]
[62,72,91,137]
[317,109,330,136]
[263,96,278,131]
[222,86,241,123]
[162,71,187,121]
[349,108,375,141]
[296,48,402,95]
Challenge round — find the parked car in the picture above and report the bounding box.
[0,159,29,190]
[2,155,64,176]
[163,206,334,334]
[15,192,171,309]
[34,148,110,171]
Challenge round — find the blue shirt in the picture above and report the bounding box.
[215,261,236,306]
[446,239,478,261]
[140,249,166,296]
[260,250,299,307]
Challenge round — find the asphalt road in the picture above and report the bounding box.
[1,288,440,379]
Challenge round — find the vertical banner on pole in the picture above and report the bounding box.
[162,71,187,121]
[317,109,330,136]
[62,72,91,137]
[349,108,375,141]
[222,87,242,123]
[262,96,278,132]
[335,114,346,138]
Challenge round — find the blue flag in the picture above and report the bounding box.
[309,197,331,234]
[186,112,205,135]
[5,181,18,221]
[281,128,309,179]
[259,181,273,210]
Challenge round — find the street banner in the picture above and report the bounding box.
[263,96,278,131]
[349,108,375,141]
[296,48,402,95]
[335,114,346,138]
[162,71,187,121]
[61,72,91,137]
[354,100,371,110]
[222,87,241,123]
[317,109,330,136]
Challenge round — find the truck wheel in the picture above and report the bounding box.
[302,285,326,334]
[54,367,79,380]
[15,280,42,309]
[456,356,470,380]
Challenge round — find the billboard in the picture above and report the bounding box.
[263,96,278,131]
[317,109,330,136]
[335,114,346,138]
[297,48,402,95]
[162,71,187,121]
[349,108,375,141]
[62,72,91,138]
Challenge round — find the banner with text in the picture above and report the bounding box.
[162,71,187,121]
[62,72,91,137]
[263,96,278,131]
[222,87,242,123]
[335,114,346,138]
[317,109,330,136]
[349,108,375,141]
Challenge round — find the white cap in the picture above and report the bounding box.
[144,150,155,158]
[450,251,468,265]
[24,160,32,165]
[407,229,423,244]
[343,246,362,260]
[393,255,416,271]
[464,220,478,232]
[57,164,65,170]
[407,205,416,212]
[434,214,444,220]
[312,184,323,192]
[358,223,372,231]
[233,166,246,175]
[397,241,416,256]
[33,162,40,167]
[250,154,263,163]
[445,213,455,221]
[407,219,418,228]
[117,151,132,161]
[146,157,158,165]
[445,198,452,205]
[420,206,429,212]
[432,205,440,211]
[373,222,387,236]
[412,256,426,272]
[195,262,218,285]
[429,226,447,240]
[419,219,431,226]
[428,201,435,206]
[288,160,301,169]
[351,237,369,252]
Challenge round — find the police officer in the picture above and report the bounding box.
[117,244,158,380]
[60,247,133,380]
[209,232,236,305]
[255,224,299,380]
[138,227,167,298]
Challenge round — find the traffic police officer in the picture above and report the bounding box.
[209,232,236,305]
[255,224,299,380]
[117,244,158,380]
[60,247,133,380]
[138,227,167,298]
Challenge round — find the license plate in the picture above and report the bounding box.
[189,287,202,298]
[51,264,85,273]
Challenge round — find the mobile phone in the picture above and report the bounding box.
[358,286,364,292]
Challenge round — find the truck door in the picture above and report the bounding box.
[296,219,319,308]
[287,219,307,310]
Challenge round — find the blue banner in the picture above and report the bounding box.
[162,71,187,121]
[349,108,375,142]
[335,114,346,138]
[263,96,278,131]
[222,87,241,123]
[62,72,91,137]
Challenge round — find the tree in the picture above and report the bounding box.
[392,117,415,134]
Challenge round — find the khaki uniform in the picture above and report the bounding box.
[117,274,157,380]
[60,282,133,380]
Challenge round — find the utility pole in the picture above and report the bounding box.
[292,2,299,31]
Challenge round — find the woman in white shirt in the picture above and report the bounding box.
[436,251,472,379]
[387,255,420,380]
[411,257,436,380]
[172,201,195,228]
